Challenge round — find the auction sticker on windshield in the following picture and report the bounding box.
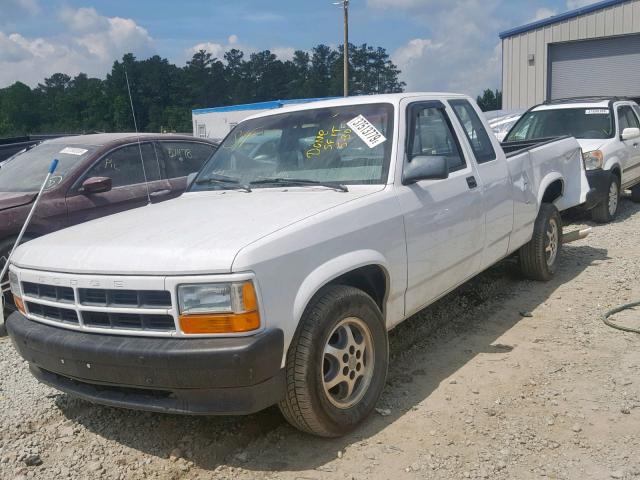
[585,109,609,115]
[347,115,386,148]
[59,147,88,156]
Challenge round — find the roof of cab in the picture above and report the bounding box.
[45,133,216,147]
[243,92,470,121]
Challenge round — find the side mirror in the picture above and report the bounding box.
[402,156,449,185]
[621,127,640,141]
[80,176,112,194]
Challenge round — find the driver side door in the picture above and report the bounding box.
[65,142,171,225]
[396,101,486,316]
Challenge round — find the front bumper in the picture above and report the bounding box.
[585,168,612,208]
[7,312,284,415]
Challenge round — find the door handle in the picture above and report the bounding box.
[149,189,171,198]
[466,176,478,189]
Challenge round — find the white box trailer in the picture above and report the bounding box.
[192,98,333,140]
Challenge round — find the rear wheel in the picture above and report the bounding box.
[591,174,620,223]
[279,285,388,437]
[519,203,562,281]
[631,184,640,203]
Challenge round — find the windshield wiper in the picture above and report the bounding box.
[250,178,348,192]
[195,174,252,192]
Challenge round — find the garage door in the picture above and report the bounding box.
[549,34,640,100]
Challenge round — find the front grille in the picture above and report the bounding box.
[83,311,175,331]
[26,302,79,324]
[22,282,75,303]
[79,288,171,308]
[21,280,175,335]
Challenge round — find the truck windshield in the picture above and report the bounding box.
[0,142,95,192]
[505,107,614,142]
[190,103,395,190]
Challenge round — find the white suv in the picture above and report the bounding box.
[505,97,640,222]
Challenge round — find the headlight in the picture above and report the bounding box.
[582,150,604,170]
[177,281,260,334]
[8,270,26,314]
[8,271,20,295]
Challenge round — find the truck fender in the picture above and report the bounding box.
[536,172,564,208]
[292,250,390,327]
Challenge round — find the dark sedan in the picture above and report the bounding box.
[0,133,218,312]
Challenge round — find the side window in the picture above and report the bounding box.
[160,142,216,178]
[84,143,160,188]
[633,105,640,124]
[409,105,466,172]
[449,99,496,163]
[618,106,640,132]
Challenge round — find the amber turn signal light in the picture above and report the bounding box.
[179,310,260,334]
[13,295,26,315]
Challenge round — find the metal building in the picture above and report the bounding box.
[500,0,640,109]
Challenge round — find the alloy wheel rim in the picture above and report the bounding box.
[608,182,618,216]
[545,218,559,267]
[322,316,375,409]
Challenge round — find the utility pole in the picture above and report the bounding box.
[334,0,349,97]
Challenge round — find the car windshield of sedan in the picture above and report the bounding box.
[505,107,614,142]
[0,142,96,192]
[190,103,395,190]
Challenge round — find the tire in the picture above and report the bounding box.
[519,203,562,281]
[279,285,388,437]
[591,174,620,223]
[631,184,640,203]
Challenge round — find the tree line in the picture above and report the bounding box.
[0,44,406,137]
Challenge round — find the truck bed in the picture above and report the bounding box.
[500,136,571,157]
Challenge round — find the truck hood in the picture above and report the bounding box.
[11,187,380,275]
[0,192,35,212]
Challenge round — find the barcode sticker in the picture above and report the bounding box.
[347,115,387,148]
[59,147,88,155]
[585,109,609,115]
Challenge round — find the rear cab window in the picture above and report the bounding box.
[449,99,496,164]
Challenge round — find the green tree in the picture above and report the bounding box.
[476,89,503,112]
[0,43,406,137]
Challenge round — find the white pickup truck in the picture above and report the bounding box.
[6,93,591,437]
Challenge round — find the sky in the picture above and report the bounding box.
[0,0,602,98]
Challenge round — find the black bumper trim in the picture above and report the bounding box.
[585,169,612,208]
[31,365,285,415]
[7,312,285,414]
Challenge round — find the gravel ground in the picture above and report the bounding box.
[1,197,640,480]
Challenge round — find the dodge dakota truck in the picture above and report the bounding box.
[6,93,590,437]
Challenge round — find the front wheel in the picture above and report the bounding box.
[591,174,620,223]
[279,285,388,437]
[519,203,562,281]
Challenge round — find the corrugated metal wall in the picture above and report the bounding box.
[502,0,640,109]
